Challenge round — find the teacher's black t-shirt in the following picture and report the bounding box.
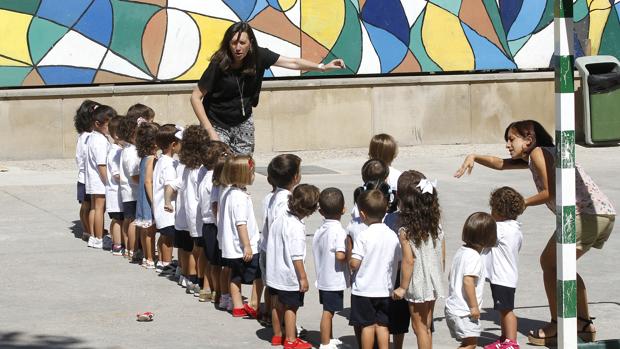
[198,47,280,127]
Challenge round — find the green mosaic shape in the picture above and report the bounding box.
[557,279,577,318]
[573,0,589,22]
[508,35,531,56]
[555,55,574,93]
[304,0,360,76]
[429,0,462,16]
[109,0,159,73]
[0,67,32,87]
[350,0,359,13]
[555,0,573,18]
[409,9,441,72]
[555,130,575,169]
[534,0,555,33]
[0,0,40,15]
[599,4,620,59]
[482,0,511,57]
[28,17,69,64]
[556,205,576,243]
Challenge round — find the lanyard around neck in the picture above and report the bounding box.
[234,75,245,117]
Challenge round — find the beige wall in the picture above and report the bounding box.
[0,72,584,160]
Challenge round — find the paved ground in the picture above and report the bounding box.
[0,144,618,349]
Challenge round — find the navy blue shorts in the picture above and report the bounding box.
[77,182,90,203]
[349,295,390,327]
[224,254,261,285]
[202,224,222,266]
[490,283,516,311]
[122,201,137,220]
[273,288,305,308]
[389,270,410,334]
[175,230,193,252]
[108,212,124,221]
[159,225,175,237]
[319,290,344,312]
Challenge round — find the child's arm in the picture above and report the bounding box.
[144,157,155,205]
[463,275,480,320]
[164,185,176,212]
[212,202,218,221]
[523,147,555,208]
[345,235,353,262]
[393,230,414,300]
[293,260,309,292]
[236,223,253,262]
[97,165,108,185]
[349,257,361,271]
[454,154,528,177]
[442,238,446,273]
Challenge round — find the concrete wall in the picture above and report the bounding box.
[0,72,584,160]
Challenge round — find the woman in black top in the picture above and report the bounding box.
[190,22,345,154]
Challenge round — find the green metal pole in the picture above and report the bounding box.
[555,0,577,348]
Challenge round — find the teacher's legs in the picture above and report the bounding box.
[212,116,255,155]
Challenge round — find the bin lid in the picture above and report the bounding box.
[588,72,620,94]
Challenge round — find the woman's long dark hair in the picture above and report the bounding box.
[398,170,441,248]
[211,22,259,76]
[504,119,555,148]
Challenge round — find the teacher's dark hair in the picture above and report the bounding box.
[211,22,259,76]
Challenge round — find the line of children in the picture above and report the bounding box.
[76,116,554,349]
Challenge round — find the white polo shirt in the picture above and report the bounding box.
[266,212,307,291]
[260,187,290,252]
[482,220,522,288]
[197,167,215,225]
[152,154,178,229]
[313,219,349,291]
[217,186,260,259]
[173,163,188,231]
[387,166,402,193]
[75,132,90,184]
[105,143,123,212]
[119,144,140,203]
[181,166,202,238]
[445,246,485,316]
[85,131,109,195]
[351,222,401,297]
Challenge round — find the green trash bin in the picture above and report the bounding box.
[575,56,620,145]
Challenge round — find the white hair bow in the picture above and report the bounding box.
[136,117,147,125]
[417,178,437,195]
[174,125,184,140]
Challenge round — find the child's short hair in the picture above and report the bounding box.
[268,154,301,188]
[319,187,345,218]
[361,159,388,183]
[368,133,398,165]
[462,212,497,250]
[126,103,155,122]
[357,189,388,221]
[156,124,178,151]
[221,154,255,187]
[117,115,138,143]
[204,140,231,169]
[74,100,99,133]
[179,125,210,169]
[135,122,159,158]
[108,115,123,140]
[288,184,320,218]
[92,105,116,125]
[489,186,525,220]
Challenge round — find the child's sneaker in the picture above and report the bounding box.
[143,260,155,269]
[283,338,312,349]
[329,338,342,346]
[232,307,246,317]
[271,335,284,346]
[198,289,212,302]
[218,294,230,310]
[87,236,95,248]
[112,245,123,256]
[192,284,201,297]
[500,339,519,349]
[93,238,103,249]
[319,344,337,349]
[178,275,186,286]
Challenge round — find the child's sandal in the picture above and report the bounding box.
[578,316,596,342]
[528,319,557,346]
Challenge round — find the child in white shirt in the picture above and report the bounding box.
[349,189,401,349]
[313,188,348,349]
[85,105,115,249]
[74,100,98,241]
[105,115,124,255]
[153,124,181,273]
[118,116,140,259]
[483,187,525,349]
[218,154,262,318]
[267,184,320,349]
[445,212,497,349]
[368,133,401,212]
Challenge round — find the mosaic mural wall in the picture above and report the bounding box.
[1,0,619,87]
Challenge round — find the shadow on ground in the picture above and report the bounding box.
[0,331,95,349]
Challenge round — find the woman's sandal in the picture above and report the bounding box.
[578,316,596,342]
[528,319,557,346]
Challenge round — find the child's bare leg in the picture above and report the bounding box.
[180,249,189,276]
[459,337,477,349]
[320,310,334,345]
[194,246,204,283]
[205,261,213,291]
[126,219,136,254]
[500,310,517,341]
[284,306,299,342]
[272,297,283,337]
[79,200,90,236]
[187,247,197,281]
[411,301,434,349]
[393,333,404,349]
[375,325,389,349]
[230,280,243,309]
[250,278,263,310]
[220,267,230,294]
[210,265,221,296]
[160,235,173,263]
[361,324,377,349]
[144,226,156,262]
[92,195,105,239]
[110,219,122,246]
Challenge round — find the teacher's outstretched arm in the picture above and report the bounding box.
[274,56,346,72]
[190,86,220,141]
